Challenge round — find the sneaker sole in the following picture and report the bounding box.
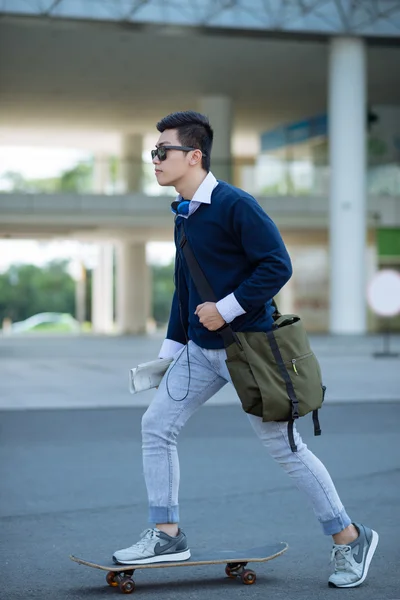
[113,549,191,566]
[329,530,379,588]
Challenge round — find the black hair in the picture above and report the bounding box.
[156,111,213,172]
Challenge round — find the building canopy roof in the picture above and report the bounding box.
[1,0,400,39]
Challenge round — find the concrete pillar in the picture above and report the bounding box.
[232,156,256,189]
[328,37,367,334]
[121,133,143,193]
[116,241,150,334]
[366,239,379,332]
[75,262,87,325]
[93,153,109,193]
[199,95,233,183]
[276,274,295,315]
[92,244,114,333]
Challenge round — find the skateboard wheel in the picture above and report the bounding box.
[225,565,237,579]
[119,577,136,594]
[241,570,256,585]
[106,571,119,587]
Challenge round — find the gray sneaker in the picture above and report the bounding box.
[329,523,379,588]
[113,528,191,565]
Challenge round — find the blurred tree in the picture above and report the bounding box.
[0,258,175,328]
[0,162,93,194]
[109,156,119,193]
[151,261,175,325]
[0,260,75,323]
[59,162,92,192]
[85,268,93,323]
[1,171,29,192]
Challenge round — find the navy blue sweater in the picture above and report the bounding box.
[167,181,292,349]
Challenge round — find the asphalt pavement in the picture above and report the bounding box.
[1,334,399,600]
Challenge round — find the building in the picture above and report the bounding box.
[1,1,400,333]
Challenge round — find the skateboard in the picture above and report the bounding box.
[70,542,288,594]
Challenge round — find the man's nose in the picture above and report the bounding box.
[152,155,161,165]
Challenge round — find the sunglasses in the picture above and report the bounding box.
[151,146,198,161]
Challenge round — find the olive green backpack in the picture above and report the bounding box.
[179,230,326,452]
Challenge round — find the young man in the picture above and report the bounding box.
[113,111,378,588]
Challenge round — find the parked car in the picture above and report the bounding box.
[9,312,80,334]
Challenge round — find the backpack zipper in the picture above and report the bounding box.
[284,352,313,375]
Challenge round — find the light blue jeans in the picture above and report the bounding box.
[142,340,351,536]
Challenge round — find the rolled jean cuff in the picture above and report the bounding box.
[148,505,179,524]
[321,508,352,535]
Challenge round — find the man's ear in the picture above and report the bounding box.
[189,149,203,166]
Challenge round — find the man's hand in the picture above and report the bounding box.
[195,302,225,331]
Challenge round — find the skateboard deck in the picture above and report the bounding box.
[70,542,288,594]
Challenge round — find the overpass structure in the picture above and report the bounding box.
[1,1,399,334]
[2,192,399,236]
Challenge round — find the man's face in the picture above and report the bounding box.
[152,129,192,187]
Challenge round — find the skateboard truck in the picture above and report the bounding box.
[106,570,136,594]
[225,561,257,584]
[104,562,256,593]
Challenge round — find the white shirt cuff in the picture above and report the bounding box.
[158,339,185,359]
[216,293,246,324]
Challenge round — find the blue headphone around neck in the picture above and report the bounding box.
[171,199,190,216]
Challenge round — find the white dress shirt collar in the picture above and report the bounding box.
[177,171,218,205]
